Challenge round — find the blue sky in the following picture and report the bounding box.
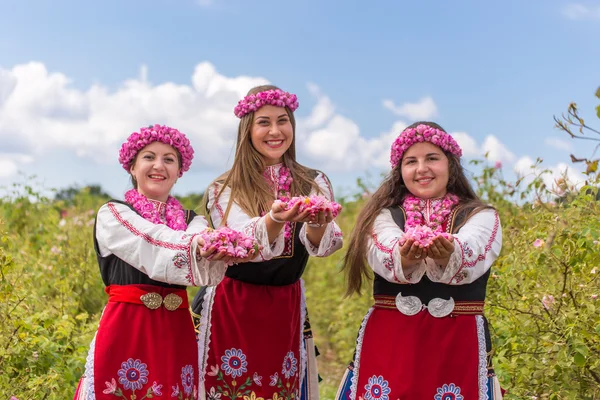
[1,0,599,198]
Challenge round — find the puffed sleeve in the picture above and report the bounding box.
[206,182,285,261]
[426,208,502,284]
[185,214,227,285]
[299,171,344,257]
[366,209,426,283]
[95,202,226,287]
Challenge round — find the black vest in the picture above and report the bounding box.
[373,205,491,303]
[93,200,197,289]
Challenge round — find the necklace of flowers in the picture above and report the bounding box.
[403,193,459,232]
[124,189,188,231]
[264,165,294,239]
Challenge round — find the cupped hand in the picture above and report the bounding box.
[399,238,428,261]
[428,235,455,259]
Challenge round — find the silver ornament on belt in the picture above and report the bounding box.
[395,293,455,318]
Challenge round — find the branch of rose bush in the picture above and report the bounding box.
[554,102,600,140]
[586,366,600,384]
[0,325,21,366]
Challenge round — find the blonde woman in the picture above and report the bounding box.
[192,85,343,400]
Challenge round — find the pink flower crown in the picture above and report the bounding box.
[234,89,299,118]
[118,124,194,177]
[390,124,462,168]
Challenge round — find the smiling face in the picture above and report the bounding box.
[130,141,180,202]
[250,105,294,166]
[401,141,449,199]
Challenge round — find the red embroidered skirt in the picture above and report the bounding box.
[200,276,304,400]
[338,307,492,400]
[75,284,198,399]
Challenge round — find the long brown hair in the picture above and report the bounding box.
[342,121,493,296]
[204,85,321,222]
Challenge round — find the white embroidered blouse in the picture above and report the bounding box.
[368,206,502,285]
[95,201,227,287]
[207,164,343,261]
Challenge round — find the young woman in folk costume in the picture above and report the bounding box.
[336,122,504,400]
[192,85,343,400]
[75,125,252,400]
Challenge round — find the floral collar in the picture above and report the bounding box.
[402,194,459,232]
[124,189,187,231]
[263,163,293,199]
[263,163,294,239]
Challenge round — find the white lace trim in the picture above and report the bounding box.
[81,304,110,400]
[245,215,285,260]
[80,334,97,399]
[299,221,342,257]
[197,286,216,387]
[476,315,489,400]
[298,279,308,397]
[426,245,463,283]
[349,307,374,400]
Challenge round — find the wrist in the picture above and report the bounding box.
[269,209,285,224]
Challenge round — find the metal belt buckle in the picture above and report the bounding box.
[395,293,455,318]
[140,292,163,310]
[163,293,183,311]
[140,292,182,311]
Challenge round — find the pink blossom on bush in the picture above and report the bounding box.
[532,239,544,248]
[541,295,555,310]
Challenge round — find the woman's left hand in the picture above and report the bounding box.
[427,235,455,260]
[304,208,334,228]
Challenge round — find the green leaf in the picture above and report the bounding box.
[574,352,586,367]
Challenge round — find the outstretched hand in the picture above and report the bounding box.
[196,237,257,266]
[271,200,335,227]
[427,235,455,260]
[271,201,311,223]
[399,238,428,261]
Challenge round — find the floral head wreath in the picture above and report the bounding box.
[234,89,299,118]
[390,124,462,169]
[118,124,194,177]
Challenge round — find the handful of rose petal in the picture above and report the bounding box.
[199,227,262,259]
[282,195,342,218]
[399,225,453,247]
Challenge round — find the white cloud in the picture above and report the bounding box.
[382,96,438,120]
[0,153,34,179]
[544,137,573,151]
[562,3,600,20]
[513,156,537,177]
[481,135,516,163]
[0,159,18,179]
[452,132,480,158]
[0,61,268,180]
[545,163,587,189]
[0,61,544,198]
[513,156,586,193]
[449,132,515,163]
[299,85,407,172]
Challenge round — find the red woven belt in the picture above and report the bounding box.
[105,285,189,311]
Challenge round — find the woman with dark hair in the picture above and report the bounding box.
[336,122,504,399]
[74,125,250,400]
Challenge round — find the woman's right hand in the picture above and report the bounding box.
[399,238,428,262]
[196,236,260,265]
